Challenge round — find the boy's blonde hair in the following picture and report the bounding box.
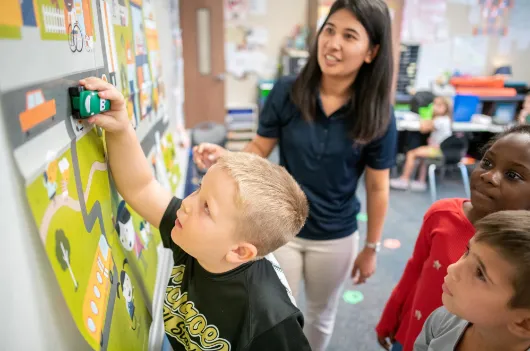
[216,152,308,257]
[475,210,530,309]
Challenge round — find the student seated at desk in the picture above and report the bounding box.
[391,97,452,191]
[79,77,312,351]
[517,93,530,125]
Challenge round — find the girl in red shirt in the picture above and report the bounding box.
[376,125,530,351]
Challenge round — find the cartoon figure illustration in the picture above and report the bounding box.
[65,0,83,52]
[115,201,148,270]
[43,160,58,201]
[55,229,78,290]
[117,259,138,330]
[58,157,70,198]
[139,220,152,249]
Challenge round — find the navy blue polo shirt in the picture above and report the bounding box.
[257,76,397,241]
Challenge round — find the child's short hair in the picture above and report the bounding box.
[474,210,530,309]
[216,152,308,257]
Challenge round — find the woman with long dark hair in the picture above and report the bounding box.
[193,1,396,349]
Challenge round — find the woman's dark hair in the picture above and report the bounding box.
[291,0,393,143]
[481,124,530,154]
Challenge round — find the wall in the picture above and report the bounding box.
[412,1,530,90]
[0,107,92,351]
[456,2,530,81]
[225,0,307,105]
[225,0,405,105]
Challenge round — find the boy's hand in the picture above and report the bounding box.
[79,77,129,134]
[192,143,227,170]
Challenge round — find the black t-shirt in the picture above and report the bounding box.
[159,197,312,351]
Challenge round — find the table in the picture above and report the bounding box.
[396,120,509,133]
[395,93,526,104]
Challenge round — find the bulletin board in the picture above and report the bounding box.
[412,0,530,89]
[0,0,183,350]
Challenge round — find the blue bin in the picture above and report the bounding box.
[453,95,481,122]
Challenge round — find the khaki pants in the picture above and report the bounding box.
[274,232,360,351]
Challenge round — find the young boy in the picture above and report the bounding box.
[415,210,530,351]
[79,77,312,350]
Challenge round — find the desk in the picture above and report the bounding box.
[395,93,525,105]
[396,120,509,133]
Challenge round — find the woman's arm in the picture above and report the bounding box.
[243,135,278,158]
[193,134,278,169]
[194,79,287,167]
[365,167,389,245]
[353,107,397,284]
[351,168,389,284]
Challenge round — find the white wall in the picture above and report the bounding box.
[413,1,530,90]
[225,0,307,105]
[0,108,91,350]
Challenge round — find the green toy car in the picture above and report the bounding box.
[69,86,111,119]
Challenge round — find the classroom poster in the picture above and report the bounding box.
[401,0,448,44]
[225,0,249,21]
[225,24,271,79]
[0,0,184,349]
[472,0,512,36]
[508,0,530,50]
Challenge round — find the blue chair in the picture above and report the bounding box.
[453,95,481,122]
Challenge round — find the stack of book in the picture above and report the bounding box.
[225,104,258,151]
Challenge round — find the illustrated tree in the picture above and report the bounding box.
[55,229,78,291]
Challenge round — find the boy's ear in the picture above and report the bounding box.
[226,243,258,263]
[508,313,530,339]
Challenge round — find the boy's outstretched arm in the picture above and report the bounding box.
[81,77,172,228]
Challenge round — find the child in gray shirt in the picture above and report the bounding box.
[414,210,530,351]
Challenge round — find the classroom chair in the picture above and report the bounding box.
[186,122,227,195]
[422,132,471,203]
[397,91,435,159]
[410,91,435,116]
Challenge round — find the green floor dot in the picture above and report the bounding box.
[343,290,364,305]
[356,213,368,222]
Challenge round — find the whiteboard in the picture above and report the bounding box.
[415,36,490,90]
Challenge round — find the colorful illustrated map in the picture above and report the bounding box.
[0,0,183,349]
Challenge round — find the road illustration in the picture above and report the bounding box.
[66,117,115,351]
[1,0,172,349]
[39,159,107,241]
